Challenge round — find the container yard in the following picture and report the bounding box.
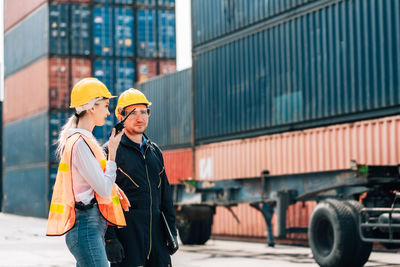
[2,0,400,266]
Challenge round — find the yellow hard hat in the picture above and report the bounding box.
[115,88,152,117]
[70,78,116,108]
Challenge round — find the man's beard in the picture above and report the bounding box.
[125,126,147,135]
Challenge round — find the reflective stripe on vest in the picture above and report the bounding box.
[46,133,128,236]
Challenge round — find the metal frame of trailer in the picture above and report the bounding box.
[171,163,400,266]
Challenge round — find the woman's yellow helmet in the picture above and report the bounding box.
[70,78,116,108]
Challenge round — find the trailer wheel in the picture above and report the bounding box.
[309,199,356,267]
[195,219,213,245]
[177,206,214,245]
[344,200,373,266]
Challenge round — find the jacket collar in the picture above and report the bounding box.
[120,133,152,150]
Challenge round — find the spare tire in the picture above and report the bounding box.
[309,199,356,267]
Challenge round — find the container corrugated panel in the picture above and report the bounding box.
[49,4,69,56]
[136,68,191,148]
[71,4,91,56]
[49,110,74,163]
[114,7,134,57]
[158,9,176,58]
[3,58,49,124]
[4,4,48,77]
[115,59,135,96]
[3,166,48,217]
[192,0,316,46]
[136,0,156,7]
[93,6,113,56]
[194,0,400,143]
[49,57,69,109]
[51,0,91,3]
[93,0,133,4]
[158,60,176,75]
[162,148,193,184]
[157,0,174,8]
[70,57,92,87]
[93,59,115,93]
[195,115,400,180]
[3,111,48,168]
[136,59,157,83]
[137,8,157,58]
[4,0,47,32]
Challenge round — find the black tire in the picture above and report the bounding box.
[178,219,197,245]
[195,219,213,245]
[178,219,213,245]
[344,200,373,266]
[309,199,356,267]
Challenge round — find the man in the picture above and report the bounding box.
[104,88,178,267]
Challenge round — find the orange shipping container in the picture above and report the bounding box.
[137,60,157,83]
[196,116,400,239]
[4,57,49,124]
[159,60,176,75]
[163,148,193,184]
[4,0,47,32]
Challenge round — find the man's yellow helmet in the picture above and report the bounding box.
[115,88,152,117]
[70,78,116,108]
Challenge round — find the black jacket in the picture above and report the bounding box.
[105,134,176,266]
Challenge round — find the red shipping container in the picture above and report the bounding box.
[137,60,157,83]
[197,116,400,239]
[4,57,49,123]
[49,57,92,109]
[4,0,47,32]
[159,60,176,75]
[163,148,193,184]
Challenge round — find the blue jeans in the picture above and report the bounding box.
[65,205,109,267]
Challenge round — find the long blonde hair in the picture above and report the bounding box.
[55,97,105,160]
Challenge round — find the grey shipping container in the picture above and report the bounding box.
[192,0,317,47]
[136,68,191,149]
[4,3,49,77]
[193,0,400,143]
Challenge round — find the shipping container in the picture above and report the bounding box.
[158,59,176,75]
[157,0,174,8]
[114,7,134,57]
[50,57,92,109]
[93,116,117,145]
[137,8,157,58]
[3,58,49,124]
[195,115,400,180]
[51,0,91,3]
[93,6,113,56]
[162,148,193,184]
[158,9,176,58]
[4,4,48,77]
[49,3,69,55]
[93,58,135,97]
[192,0,317,46]
[136,68,191,148]
[49,110,74,163]
[70,4,91,56]
[93,0,134,4]
[136,0,156,7]
[3,166,49,217]
[136,59,157,82]
[4,0,47,31]
[193,0,400,143]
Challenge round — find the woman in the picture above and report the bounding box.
[47,78,129,267]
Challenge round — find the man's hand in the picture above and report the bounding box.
[105,238,125,263]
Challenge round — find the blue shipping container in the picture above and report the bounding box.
[115,59,135,96]
[5,4,48,77]
[136,0,156,7]
[93,59,115,92]
[158,9,176,58]
[93,6,113,56]
[192,0,317,47]
[193,0,400,143]
[114,7,134,57]
[93,116,117,145]
[49,110,74,164]
[157,0,175,8]
[49,4,69,56]
[136,68,191,149]
[71,4,91,56]
[137,8,157,58]
[93,0,134,3]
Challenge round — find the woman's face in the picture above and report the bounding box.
[92,99,111,126]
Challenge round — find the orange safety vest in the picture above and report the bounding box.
[46,133,130,236]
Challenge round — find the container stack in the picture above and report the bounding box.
[137,0,400,243]
[2,0,176,217]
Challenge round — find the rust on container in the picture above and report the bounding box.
[137,59,157,83]
[163,148,193,184]
[4,0,47,32]
[3,57,49,124]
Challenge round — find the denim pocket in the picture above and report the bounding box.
[65,223,79,249]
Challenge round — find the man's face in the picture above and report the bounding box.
[121,104,149,135]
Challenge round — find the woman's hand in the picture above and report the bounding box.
[108,128,124,161]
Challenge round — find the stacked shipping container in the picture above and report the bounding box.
[2,0,176,216]
[190,0,400,241]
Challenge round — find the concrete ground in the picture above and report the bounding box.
[1,213,400,267]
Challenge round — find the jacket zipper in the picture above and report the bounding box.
[118,167,139,187]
